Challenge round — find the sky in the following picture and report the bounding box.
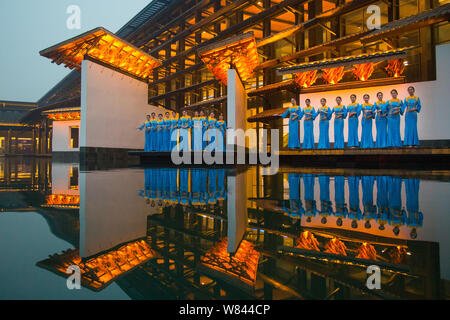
[0,0,151,103]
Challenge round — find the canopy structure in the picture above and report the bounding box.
[198,32,259,85]
[40,27,161,80]
[276,48,409,75]
[43,108,81,121]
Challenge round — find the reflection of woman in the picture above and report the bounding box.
[376,176,389,231]
[319,175,332,224]
[347,94,361,148]
[361,94,375,148]
[403,86,421,147]
[288,173,303,218]
[387,89,403,148]
[374,92,388,148]
[179,168,190,205]
[348,176,361,228]
[362,176,376,229]
[333,97,347,149]
[388,176,407,236]
[303,174,317,222]
[281,98,303,149]
[334,176,348,226]
[318,98,333,149]
[405,178,422,239]
[208,169,217,205]
[302,99,317,149]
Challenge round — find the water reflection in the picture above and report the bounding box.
[0,157,449,299]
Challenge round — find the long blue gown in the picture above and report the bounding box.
[192,117,204,152]
[403,96,421,146]
[150,119,158,151]
[216,120,227,152]
[361,103,375,148]
[387,99,404,147]
[334,176,348,220]
[139,120,151,151]
[374,101,388,148]
[163,118,172,151]
[199,116,207,150]
[333,105,347,149]
[281,106,303,149]
[318,106,333,149]
[303,174,317,219]
[156,120,165,151]
[178,116,192,152]
[346,103,361,147]
[170,117,179,152]
[302,107,317,149]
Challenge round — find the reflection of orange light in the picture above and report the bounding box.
[322,67,345,85]
[37,240,155,291]
[356,242,377,260]
[47,112,80,121]
[295,231,320,251]
[295,70,318,88]
[46,194,80,206]
[324,238,347,256]
[353,63,374,81]
[385,59,405,78]
[199,34,259,85]
[200,238,260,286]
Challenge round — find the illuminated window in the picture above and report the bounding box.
[69,126,79,149]
[69,167,79,190]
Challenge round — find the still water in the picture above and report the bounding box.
[0,157,449,299]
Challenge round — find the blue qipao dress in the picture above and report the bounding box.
[360,103,375,148]
[333,104,347,149]
[387,99,404,147]
[374,100,389,148]
[281,105,304,149]
[346,102,361,147]
[302,106,317,149]
[318,106,333,149]
[402,95,422,146]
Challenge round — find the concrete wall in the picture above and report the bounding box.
[52,120,80,152]
[80,59,167,150]
[293,43,450,144]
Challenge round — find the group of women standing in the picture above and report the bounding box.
[139,110,227,152]
[282,86,422,150]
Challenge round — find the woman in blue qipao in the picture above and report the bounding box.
[169,111,179,152]
[374,92,388,148]
[334,175,348,227]
[302,99,317,149]
[178,110,192,152]
[163,112,171,151]
[333,96,347,149]
[138,114,152,151]
[199,110,208,151]
[191,111,203,152]
[149,113,158,151]
[317,98,333,149]
[346,94,361,148]
[156,114,164,152]
[281,98,303,149]
[360,94,375,148]
[216,113,227,152]
[403,86,421,147]
[387,89,404,148]
[205,112,217,151]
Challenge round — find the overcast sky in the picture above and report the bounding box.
[0,0,150,102]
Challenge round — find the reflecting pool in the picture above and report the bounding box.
[1,157,449,299]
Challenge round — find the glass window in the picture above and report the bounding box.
[69,126,79,149]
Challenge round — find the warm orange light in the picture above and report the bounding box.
[47,112,81,121]
[37,239,156,291]
[385,59,405,78]
[356,242,377,260]
[353,63,374,81]
[294,70,318,88]
[324,238,347,256]
[46,194,80,206]
[199,34,259,85]
[200,238,260,286]
[295,231,320,251]
[322,67,345,85]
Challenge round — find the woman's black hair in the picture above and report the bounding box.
[350,94,356,99]
[391,89,398,94]
[363,94,370,99]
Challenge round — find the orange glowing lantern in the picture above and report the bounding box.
[353,63,374,81]
[356,242,377,260]
[47,112,81,121]
[198,32,259,85]
[295,70,318,88]
[295,231,320,251]
[200,238,260,286]
[324,238,347,256]
[37,239,156,291]
[45,194,80,207]
[322,67,345,85]
[385,59,405,78]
